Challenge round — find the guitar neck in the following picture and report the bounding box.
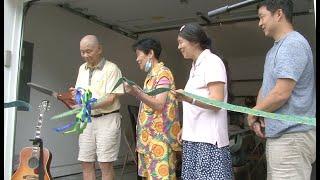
[32,114,44,155]
[32,100,50,152]
[34,114,43,140]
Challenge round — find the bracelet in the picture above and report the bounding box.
[191,98,196,105]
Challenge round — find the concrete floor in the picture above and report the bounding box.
[53,161,316,180]
[54,163,138,180]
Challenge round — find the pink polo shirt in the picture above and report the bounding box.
[182,49,229,148]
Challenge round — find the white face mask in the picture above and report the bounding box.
[144,58,152,72]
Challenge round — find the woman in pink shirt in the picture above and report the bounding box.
[174,23,233,179]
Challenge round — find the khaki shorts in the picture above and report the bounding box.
[78,112,121,162]
[266,128,316,180]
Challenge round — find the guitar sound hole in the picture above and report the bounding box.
[28,157,39,169]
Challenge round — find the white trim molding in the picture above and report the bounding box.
[4,0,24,179]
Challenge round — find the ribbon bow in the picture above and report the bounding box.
[53,88,96,134]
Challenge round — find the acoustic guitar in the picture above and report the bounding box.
[12,100,53,180]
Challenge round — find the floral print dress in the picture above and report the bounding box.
[137,62,181,179]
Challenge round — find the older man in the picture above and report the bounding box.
[71,35,124,180]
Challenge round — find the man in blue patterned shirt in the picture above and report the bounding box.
[247,0,316,179]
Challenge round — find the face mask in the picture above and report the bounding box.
[144,58,152,72]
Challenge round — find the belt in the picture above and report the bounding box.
[91,110,120,118]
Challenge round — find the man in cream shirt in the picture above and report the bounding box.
[70,35,124,180]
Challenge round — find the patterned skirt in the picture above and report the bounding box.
[138,142,177,180]
[182,140,233,180]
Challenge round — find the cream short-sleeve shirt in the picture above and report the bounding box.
[75,58,124,115]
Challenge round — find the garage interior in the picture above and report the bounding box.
[13,0,316,179]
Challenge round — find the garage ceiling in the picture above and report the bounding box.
[31,0,314,38]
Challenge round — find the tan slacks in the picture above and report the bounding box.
[266,129,316,180]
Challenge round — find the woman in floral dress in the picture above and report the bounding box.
[124,37,181,180]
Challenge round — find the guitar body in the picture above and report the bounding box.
[12,100,52,180]
[12,147,52,180]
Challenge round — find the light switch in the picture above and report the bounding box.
[4,50,11,68]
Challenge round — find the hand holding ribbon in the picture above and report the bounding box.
[53,88,96,134]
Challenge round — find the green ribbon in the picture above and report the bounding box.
[4,100,31,111]
[51,108,81,120]
[181,91,316,126]
[111,77,135,92]
[112,77,171,96]
[50,77,315,135]
[116,77,315,126]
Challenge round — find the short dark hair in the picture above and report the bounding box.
[257,0,293,23]
[178,23,213,51]
[132,37,162,59]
